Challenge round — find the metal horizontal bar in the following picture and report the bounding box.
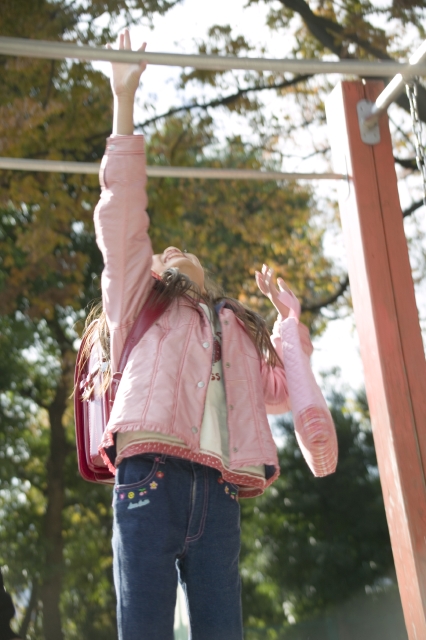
[1,36,426,77]
[0,157,345,181]
[365,40,426,126]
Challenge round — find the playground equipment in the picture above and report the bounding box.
[1,35,426,639]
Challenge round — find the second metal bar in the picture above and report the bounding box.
[0,157,345,181]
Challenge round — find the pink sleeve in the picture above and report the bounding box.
[280,317,338,477]
[271,314,313,358]
[93,135,153,372]
[262,317,314,414]
[262,360,291,415]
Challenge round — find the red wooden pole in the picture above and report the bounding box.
[326,80,426,638]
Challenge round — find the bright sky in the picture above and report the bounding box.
[93,0,426,395]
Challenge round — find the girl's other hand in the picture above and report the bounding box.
[106,29,147,98]
[255,264,301,320]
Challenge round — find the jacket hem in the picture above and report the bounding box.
[101,423,278,467]
[100,438,280,498]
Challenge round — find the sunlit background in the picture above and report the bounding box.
[1,0,425,638]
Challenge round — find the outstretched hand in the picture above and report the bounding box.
[255,264,301,320]
[106,29,147,98]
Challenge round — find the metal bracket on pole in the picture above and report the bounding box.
[357,100,381,145]
[356,40,426,146]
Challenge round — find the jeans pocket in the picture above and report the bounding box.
[115,454,160,493]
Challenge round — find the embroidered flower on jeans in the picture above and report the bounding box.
[139,488,147,496]
[149,481,158,490]
[156,471,164,479]
[217,477,224,484]
[224,486,229,494]
[119,493,125,500]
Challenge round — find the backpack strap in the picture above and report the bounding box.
[110,288,169,405]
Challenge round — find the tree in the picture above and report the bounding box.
[0,4,339,638]
[141,2,426,224]
[145,116,343,325]
[0,314,118,639]
[0,1,419,638]
[240,390,397,633]
[0,2,182,638]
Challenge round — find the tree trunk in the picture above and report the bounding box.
[19,580,38,639]
[40,372,68,640]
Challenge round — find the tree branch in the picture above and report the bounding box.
[18,580,39,639]
[42,60,56,110]
[81,74,312,143]
[278,0,426,122]
[394,156,417,170]
[300,197,423,314]
[302,275,349,313]
[18,387,49,411]
[403,198,424,218]
[279,0,391,60]
[135,74,313,129]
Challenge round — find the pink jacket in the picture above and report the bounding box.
[94,135,337,489]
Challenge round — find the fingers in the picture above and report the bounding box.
[256,263,298,318]
[113,30,146,54]
[256,264,294,300]
[124,28,131,50]
[255,271,268,295]
[138,41,147,71]
[117,29,131,49]
[256,264,275,297]
[262,264,274,292]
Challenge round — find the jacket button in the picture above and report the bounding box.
[197,381,205,388]
[225,362,230,368]
[191,426,198,434]
[233,447,238,453]
[224,320,229,325]
[202,341,210,348]
[229,404,234,410]
[109,144,116,150]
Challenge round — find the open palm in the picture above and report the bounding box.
[107,29,147,98]
[255,264,301,319]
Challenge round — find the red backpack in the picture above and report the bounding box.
[74,290,168,484]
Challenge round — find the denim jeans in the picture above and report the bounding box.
[112,454,243,640]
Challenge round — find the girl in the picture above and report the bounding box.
[91,30,337,640]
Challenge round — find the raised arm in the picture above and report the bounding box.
[107,30,147,135]
[258,263,313,415]
[93,31,152,372]
[256,265,338,477]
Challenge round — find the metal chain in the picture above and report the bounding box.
[406,78,426,205]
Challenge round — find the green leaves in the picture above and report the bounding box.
[146,116,342,329]
[0,0,418,637]
[240,392,395,630]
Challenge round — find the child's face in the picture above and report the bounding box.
[152,247,205,292]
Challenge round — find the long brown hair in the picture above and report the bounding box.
[80,268,281,392]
